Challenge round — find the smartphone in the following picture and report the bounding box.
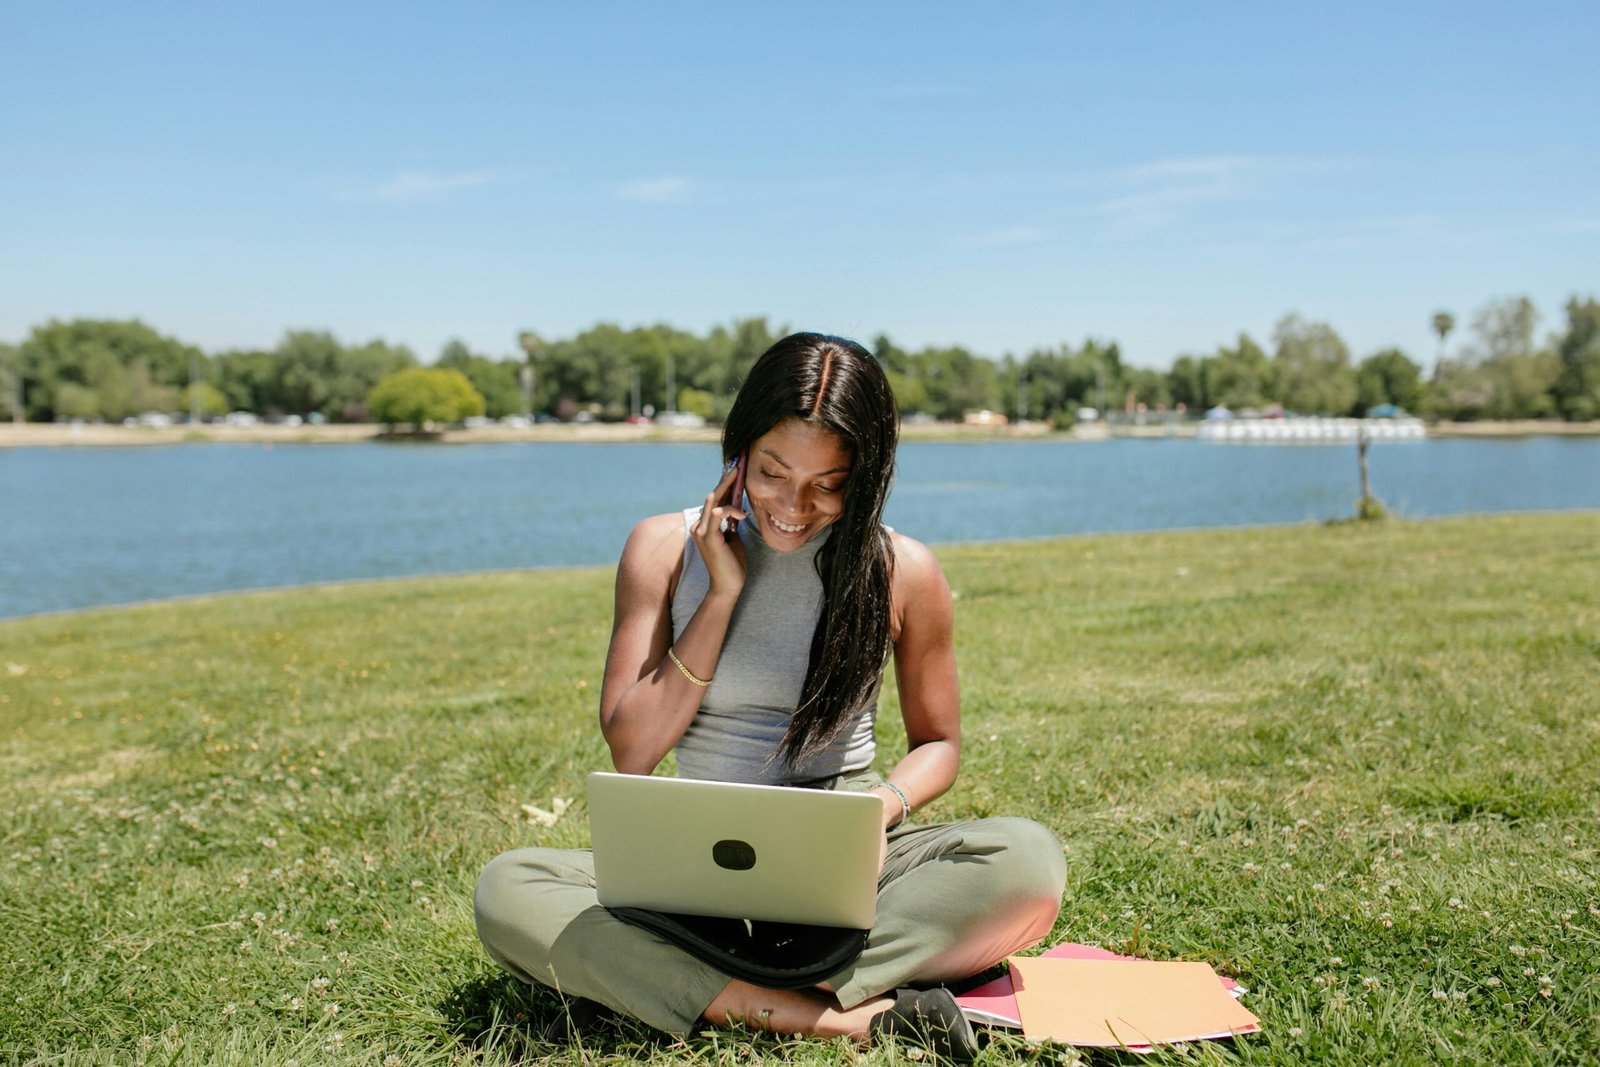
[723,452,746,540]
[729,451,747,512]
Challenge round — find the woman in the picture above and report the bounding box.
[475,333,1065,1058]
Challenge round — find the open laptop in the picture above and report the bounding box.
[586,771,882,929]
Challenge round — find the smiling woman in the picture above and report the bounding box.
[473,333,1066,1060]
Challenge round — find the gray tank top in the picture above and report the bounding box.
[670,508,879,785]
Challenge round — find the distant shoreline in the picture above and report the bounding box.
[2,418,1597,449]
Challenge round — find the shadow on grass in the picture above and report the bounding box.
[442,964,1171,1064]
[442,969,677,1061]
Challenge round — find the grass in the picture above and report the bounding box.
[3,512,1598,1066]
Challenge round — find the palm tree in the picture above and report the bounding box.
[517,331,542,419]
[1430,311,1455,381]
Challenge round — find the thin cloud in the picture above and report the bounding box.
[872,84,974,102]
[1115,155,1260,183]
[952,225,1050,249]
[1092,154,1343,232]
[372,170,503,204]
[616,176,691,204]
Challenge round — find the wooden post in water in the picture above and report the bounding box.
[1358,428,1371,504]
[1356,423,1384,520]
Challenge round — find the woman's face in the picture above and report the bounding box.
[742,417,854,552]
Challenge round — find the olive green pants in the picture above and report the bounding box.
[474,796,1066,1035]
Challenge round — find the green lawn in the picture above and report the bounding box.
[3,513,1598,1065]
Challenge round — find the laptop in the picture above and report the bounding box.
[586,771,882,929]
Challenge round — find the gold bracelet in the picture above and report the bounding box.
[666,647,712,687]
[883,781,911,828]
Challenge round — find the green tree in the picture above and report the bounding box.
[180,382,230,419]
[1552,296,1600,420]
[273,331,345,417]
[1355,348,1424,413]
[1124,366,1172,411]
[913,345,999,420]
[1430,310,1455,379]
[18,318,200,421]
[0,343,23,422]
[271,331,414,420]
[677,387,715,420]
[1272,314,1357,414]
[1467,297,1559,419]
[368,368,485,429]
[720,317,779,395]
[212,349,279,414]
[337,340,416,420]
[437,340,521,418]
[1167,354,1207,413]
[1206,333,1274,410]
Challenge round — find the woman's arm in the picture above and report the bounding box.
[868,534,961,829]
[599,468,747,774]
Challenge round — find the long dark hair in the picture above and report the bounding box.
[722,332,900,766]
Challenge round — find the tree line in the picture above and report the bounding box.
[2,294,1597,426]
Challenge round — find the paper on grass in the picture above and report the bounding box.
[955,943,1242,1031]
[1010,956,1261,1048]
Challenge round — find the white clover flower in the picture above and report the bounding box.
[1362,976,1379,989]
[1485,977,1502,988]
[1510,945,1527,957]
[221,1003,237,1017]
[1432,989,1448,1002]
[324,1003,340,1016]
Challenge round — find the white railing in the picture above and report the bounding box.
[1197,416,1426,443]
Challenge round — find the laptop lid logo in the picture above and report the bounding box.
[713,839,757,870]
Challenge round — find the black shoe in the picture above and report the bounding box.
[869,987,980,1063]
[535,995,615,1042]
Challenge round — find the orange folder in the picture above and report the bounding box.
[1009,956,1261,1048]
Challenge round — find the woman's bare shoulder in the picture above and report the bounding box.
[618,511,691,588]
[888,530,952,602]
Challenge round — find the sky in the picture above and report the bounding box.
[2,1,1596,369]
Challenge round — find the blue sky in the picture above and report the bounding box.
[3,1,1596,368]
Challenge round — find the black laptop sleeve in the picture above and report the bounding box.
[608,906,868,990]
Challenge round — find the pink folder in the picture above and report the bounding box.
[955,943,1252,1050]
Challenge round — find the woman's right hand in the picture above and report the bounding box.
[692,462,749,598]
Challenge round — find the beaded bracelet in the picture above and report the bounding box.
[666,647,712,687]
[883,781,912,828]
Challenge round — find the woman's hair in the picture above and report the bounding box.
[722,332,900,767]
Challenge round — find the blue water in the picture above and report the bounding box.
[3,437,1597,619]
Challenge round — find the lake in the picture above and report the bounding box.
[3,436,1598,619]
